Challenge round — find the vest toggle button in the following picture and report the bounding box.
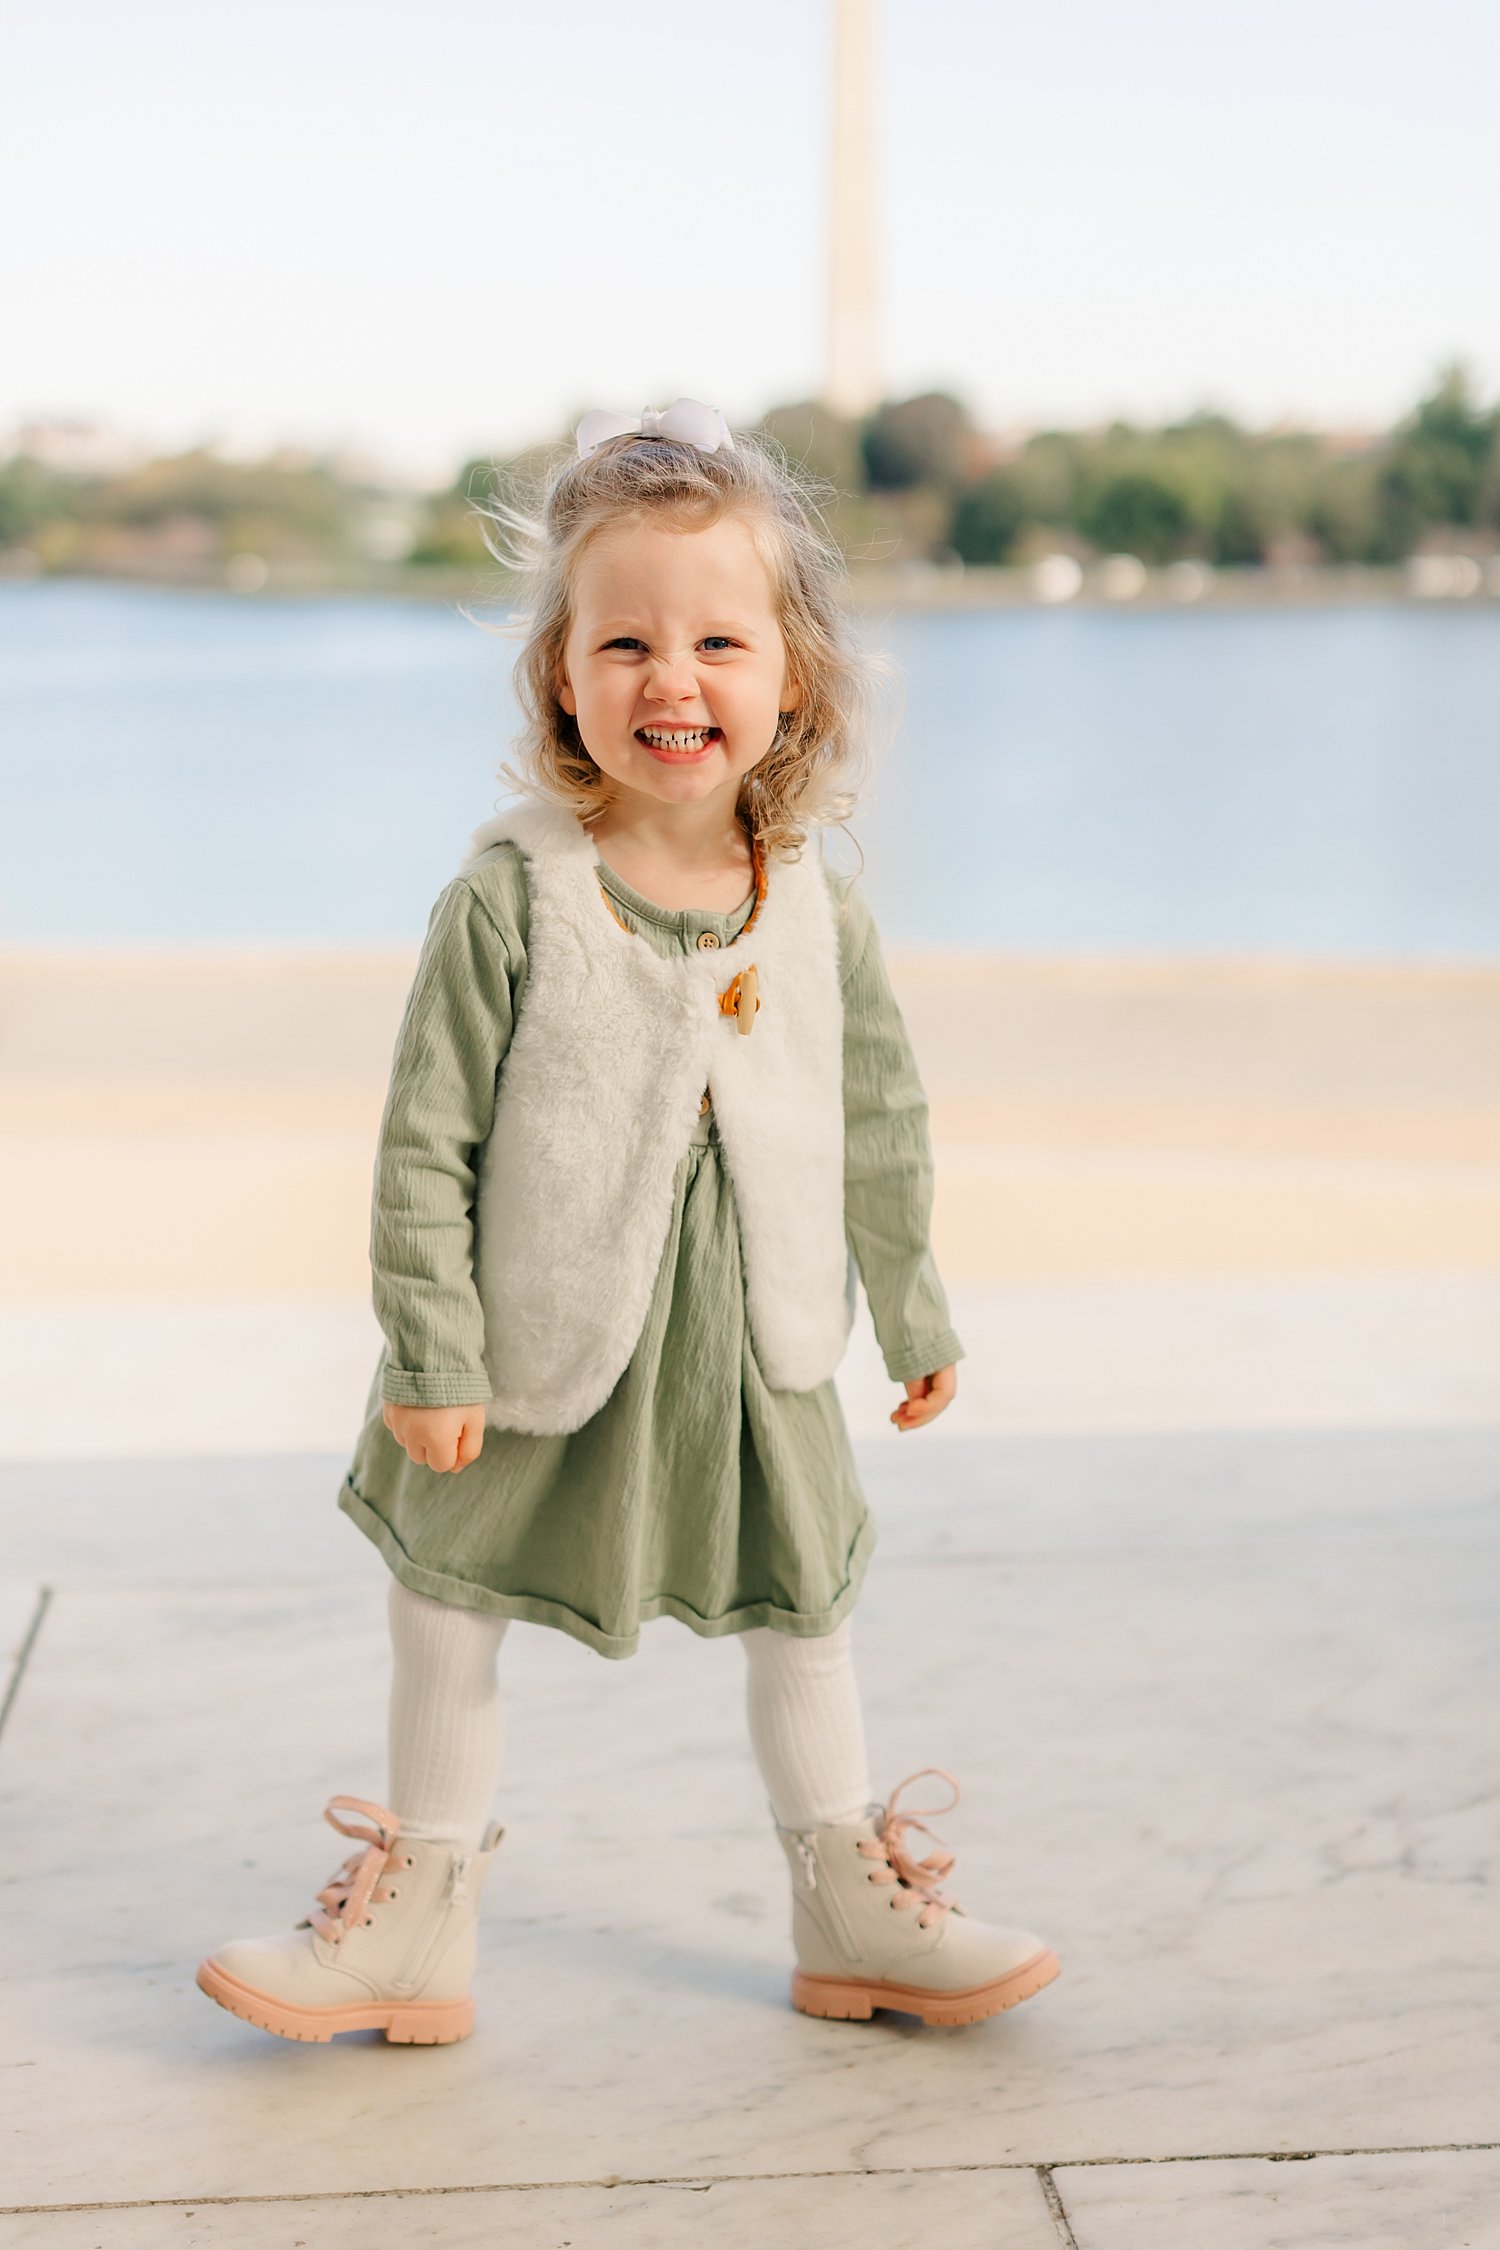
[717,962,760,1036]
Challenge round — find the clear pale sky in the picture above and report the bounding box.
[6,0,1497,484]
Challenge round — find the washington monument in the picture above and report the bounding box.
[827,0,880,418]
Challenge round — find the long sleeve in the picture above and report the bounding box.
[371,875,516,1407]
[838,880,966,1383]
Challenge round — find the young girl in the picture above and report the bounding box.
[195,396,1060,2043]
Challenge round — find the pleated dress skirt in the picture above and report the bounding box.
[338,1095,877,1661]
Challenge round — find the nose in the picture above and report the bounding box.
[643,652,704,704]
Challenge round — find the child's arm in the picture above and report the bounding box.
[370,873,516,1448]
[837,878,966,1424]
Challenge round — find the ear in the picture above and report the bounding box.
[555,665,576,718]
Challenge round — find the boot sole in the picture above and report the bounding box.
[195,1956,475,2044]
[791,1945,1061,2027]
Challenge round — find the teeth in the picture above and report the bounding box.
[640,727,715,750]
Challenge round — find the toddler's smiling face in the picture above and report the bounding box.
[555,513,799,813]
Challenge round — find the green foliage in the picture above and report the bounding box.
[950,468,1025,564]
[5,364,1495,582]
[404,446,568,570]
[757,400,865,497]
[405,510,493,568]
[98,448,358,546]
[1012,433,1081,524]
[1076,470,1190,562]
[0,456,70,546]
[1305,454,1381,563]
[860,391,973,492]
[405,455,499,567]
[1212,486,1266,567]
[1370,364,1500,556]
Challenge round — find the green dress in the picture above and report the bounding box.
[338,838,965,1662]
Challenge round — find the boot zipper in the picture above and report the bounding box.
[393,1851,472,1992]
[793,1833,858,1960]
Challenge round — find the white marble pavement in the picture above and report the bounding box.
[1,1425,1497,2244]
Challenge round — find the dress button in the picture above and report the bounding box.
[696,929,721,949]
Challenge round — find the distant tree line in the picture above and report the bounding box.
[4,364,1497,581]
[415,364,1500,574]
[0,446,370,578]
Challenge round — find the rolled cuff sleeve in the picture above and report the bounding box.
[380,1366,497,1409]
[882,1326,967,1385]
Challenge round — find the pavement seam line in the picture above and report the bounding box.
[6,2145,1500,2216]
[1036,2164,1081,2247]
[0,1582,52,1747]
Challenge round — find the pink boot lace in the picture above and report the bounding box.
[858,1767,964,1931]
[296,1795,406,1944]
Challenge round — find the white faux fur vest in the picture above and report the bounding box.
[458,794,855,1434]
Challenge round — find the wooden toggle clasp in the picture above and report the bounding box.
[718,963,760,1035]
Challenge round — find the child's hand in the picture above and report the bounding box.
[381,1402,486,1473]
[890,1364,958,1432]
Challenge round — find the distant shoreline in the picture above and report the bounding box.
[2,559,1496,612]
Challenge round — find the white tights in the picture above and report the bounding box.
[385,1577,874,1848]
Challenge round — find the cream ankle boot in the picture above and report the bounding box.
[775,1767,1060,2027]
[195,1794,504,2044]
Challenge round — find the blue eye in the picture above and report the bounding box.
[601,636,737,652]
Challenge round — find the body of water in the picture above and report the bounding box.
[2,579,1497,957]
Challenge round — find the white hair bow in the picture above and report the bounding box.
[574,396,736,460]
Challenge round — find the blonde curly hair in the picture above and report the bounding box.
[464,421,902,866]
